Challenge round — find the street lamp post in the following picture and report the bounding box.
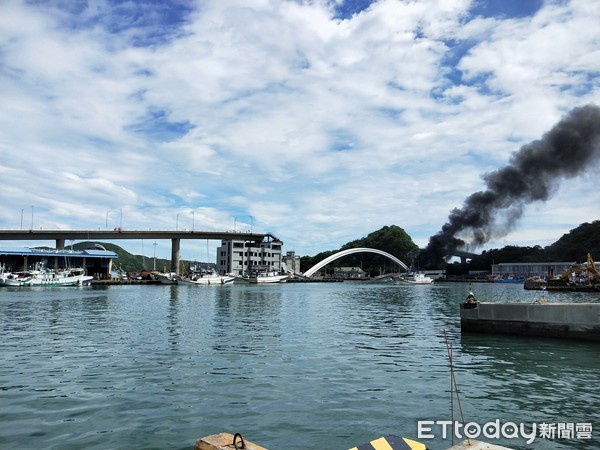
[30,206,34,230]
[192,211,195,231]
[106,208,124,229]
[176,213,180,231]
[234,215,254,233]
[153,242,157,270]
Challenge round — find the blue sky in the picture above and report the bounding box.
[1,0,599,262]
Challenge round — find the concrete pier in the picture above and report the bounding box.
[460,302,600,341]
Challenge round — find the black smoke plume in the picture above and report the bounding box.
[423,104,600,266]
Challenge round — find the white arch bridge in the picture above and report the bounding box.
[303,247,409,278]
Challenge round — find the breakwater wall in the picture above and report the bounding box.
[460,302,600,341]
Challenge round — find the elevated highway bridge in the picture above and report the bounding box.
[452,250,479,264]
[0,229,273,275]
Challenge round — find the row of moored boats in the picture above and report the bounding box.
[157,266,289,285]
[1,263,431,287]
[0,263,93,287]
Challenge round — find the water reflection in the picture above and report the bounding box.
[167,285,181,348]
[211,285,283,360]
[458,333,600,449]
[1,282,599,450]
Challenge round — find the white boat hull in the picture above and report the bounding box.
[0,270,93,287]
[156,273,179,285]
[401,280,433,285]
[248,274,288,283]
[398,273,434,285]
[180,275,235,285]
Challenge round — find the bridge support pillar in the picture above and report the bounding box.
[171,238,180,275]
[56,239,65,250]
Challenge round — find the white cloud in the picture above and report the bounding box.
[0,0,598,260]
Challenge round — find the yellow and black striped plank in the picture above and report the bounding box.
[349,435,427,450]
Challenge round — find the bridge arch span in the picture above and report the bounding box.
[303,247,409,278]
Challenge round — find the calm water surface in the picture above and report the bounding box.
[1,282,598,450]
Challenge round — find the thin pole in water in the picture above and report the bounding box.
[443,330,469,446]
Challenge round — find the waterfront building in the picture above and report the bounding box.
[282,251,301,274]
[333,267,366,279]
[216,236,283,276]
[491,261,597,279]
[0,246,118,279]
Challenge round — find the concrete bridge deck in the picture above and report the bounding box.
[0,229,269,243]
[0,229,273,275]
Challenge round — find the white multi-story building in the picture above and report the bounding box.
[216,236,284,276]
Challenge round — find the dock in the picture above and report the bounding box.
[523,278,600,291]
[460,302,600,341]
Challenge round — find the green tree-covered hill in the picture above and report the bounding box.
[300,225,418,276]
[72,241,210,274]
[545,220,600,261]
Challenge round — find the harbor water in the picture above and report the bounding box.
[1,282,598,449]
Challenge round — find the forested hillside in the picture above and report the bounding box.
[300,225,418,275]
[72,242,210,274]
[301,221,599,275]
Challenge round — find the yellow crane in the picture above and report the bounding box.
[560,252,599,284]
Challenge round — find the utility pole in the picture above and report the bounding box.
[153,242,158,270]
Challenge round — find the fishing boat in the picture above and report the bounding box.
[246,270,288,284]
[156,272,179,285]
[0,265,93,287]
[495,275,525,283]
[180,265,235,285]
[398,272,434,285]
